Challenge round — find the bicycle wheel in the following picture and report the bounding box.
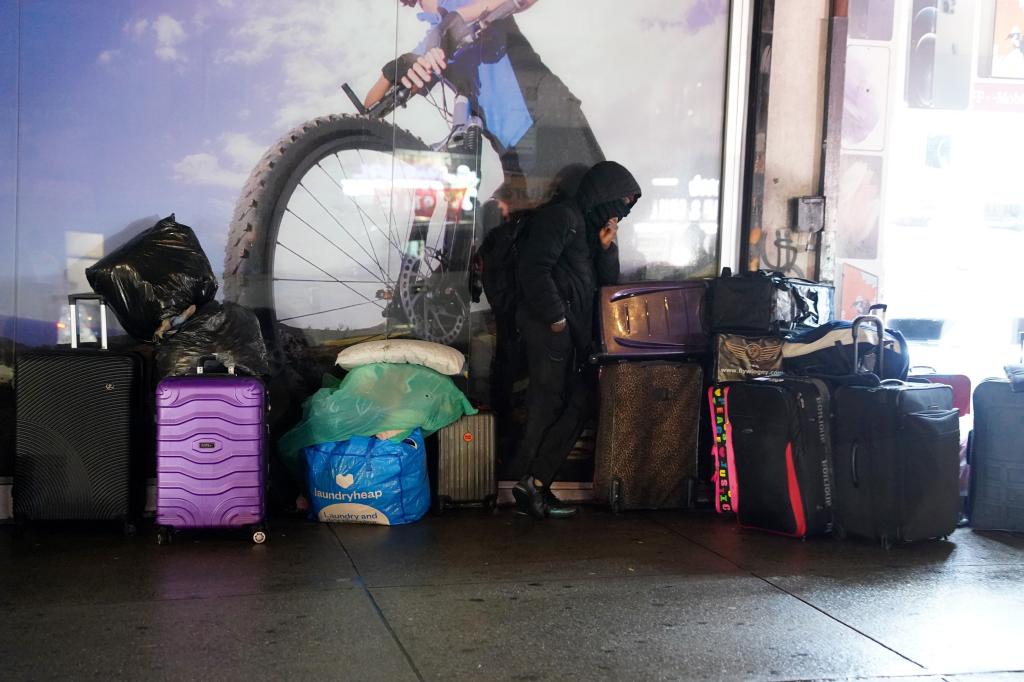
[223,114,474,361]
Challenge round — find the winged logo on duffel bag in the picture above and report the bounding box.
[723,337,783,365]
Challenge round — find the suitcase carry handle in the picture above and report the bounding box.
[851,314,885,377]
[195,355,235,375]
[68,293,108,350]
[851,441,860,488]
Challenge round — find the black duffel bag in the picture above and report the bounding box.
[709,268,833,335]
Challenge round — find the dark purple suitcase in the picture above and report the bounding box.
[595,281,709,360]
[155,365,267,544]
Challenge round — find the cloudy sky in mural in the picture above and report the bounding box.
[8,0,728,323]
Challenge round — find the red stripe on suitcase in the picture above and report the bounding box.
[785,443,807,537]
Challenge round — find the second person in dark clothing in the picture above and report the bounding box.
[512,160,642,519]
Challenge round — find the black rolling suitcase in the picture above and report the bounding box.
[593,361,703,512]
[726,376,835,537]
[969,371,1024,532]
[14,295,144,530]
[831,316,960,547]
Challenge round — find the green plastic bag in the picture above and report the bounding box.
[279,363,477,483]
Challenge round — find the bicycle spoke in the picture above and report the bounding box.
[273,277,382,284]
[320,159,405,264]
[296,180,391,283]
[276,241,385,310]
[430,309,456,334]
[354,149,400,255]
[278,300,379,323]
[284,206,387,285]
[433,309,461,321]
[389,159,425,249]
[315,161,387,281]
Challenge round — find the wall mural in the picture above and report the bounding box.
[1,0,731,478]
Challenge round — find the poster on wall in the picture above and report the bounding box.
[9,0,730,365]
[992,0,1024,79]
[836,153,883,260]
[840,262,879,320]
[848,0,894,41]
[842,45,889,152]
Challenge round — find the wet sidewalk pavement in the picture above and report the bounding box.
[2,509,1023,681]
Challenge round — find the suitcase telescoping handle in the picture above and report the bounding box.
[851,314,885,377]
[67,293,108,350]
[195,355,235,376]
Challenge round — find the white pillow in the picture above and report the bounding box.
[336,339,465,376]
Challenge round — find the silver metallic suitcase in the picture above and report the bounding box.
[436,413,497,512]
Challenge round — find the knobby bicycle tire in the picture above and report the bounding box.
[223,114,430,359]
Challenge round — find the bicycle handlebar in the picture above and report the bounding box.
[354,0,526,119]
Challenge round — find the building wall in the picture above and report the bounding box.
[751,0,830,278]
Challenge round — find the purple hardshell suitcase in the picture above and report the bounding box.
[155,360,267,544]
[594,281,709,360]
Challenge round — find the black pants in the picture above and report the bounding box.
[514,312,590,487]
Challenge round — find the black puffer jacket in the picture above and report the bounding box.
[516,161,642,353]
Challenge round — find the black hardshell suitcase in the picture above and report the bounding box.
[831,316,960,547]
[969,377,1024,532]
[726,376,835,537]
[593,361,703,512]
[14,295,144,529]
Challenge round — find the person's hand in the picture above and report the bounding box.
[550,318,567,333]
[400,47,447,92]
[599,218,619,250]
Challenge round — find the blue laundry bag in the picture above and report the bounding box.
[304,429,429,526]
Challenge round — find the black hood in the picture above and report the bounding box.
[574,161,642,215]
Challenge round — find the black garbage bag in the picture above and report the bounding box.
[155,301,270,379]
[86,214,218,342]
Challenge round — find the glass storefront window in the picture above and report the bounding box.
[2,0,734,381]
[840,0,1024,389]
[1,1,739,482]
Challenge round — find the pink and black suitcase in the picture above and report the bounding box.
[725,376,835,538]
[707,384,739,514]
[155,358,268,544]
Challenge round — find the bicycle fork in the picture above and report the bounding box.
[445,95,484,159]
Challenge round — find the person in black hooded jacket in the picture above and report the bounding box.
[511,160,641,519]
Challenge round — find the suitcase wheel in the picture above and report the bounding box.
[483,495,498,514]
[251,525,268,545]
[609,479,623,515]
[832,523,847,542]
[156,527,173,546]
[123,521,137,538]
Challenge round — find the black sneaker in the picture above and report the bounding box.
[543,487,579,519]
[512,476,548,519]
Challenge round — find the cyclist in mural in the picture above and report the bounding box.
[511,160,641,519]
[365,0,605,211]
